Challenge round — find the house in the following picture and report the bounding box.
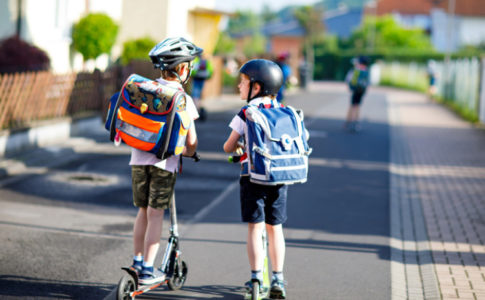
[0,0,228,73]
[372,0,485,52]
[232,6,363,79]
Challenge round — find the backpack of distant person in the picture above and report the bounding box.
[244,100,312,185]
[192,58,212,80]
[105,74,191,160]
[349,68,369,93]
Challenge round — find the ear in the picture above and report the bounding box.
[252,82,262,95]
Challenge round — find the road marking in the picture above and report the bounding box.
[308,130,327,138]
[183,180,239,230]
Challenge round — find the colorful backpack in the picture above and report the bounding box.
[244,101,312,185]
[349,68,369,93]
[105,74,191,160]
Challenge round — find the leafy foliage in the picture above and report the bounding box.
[0,36,50,73]
[294,5,325,40]
[227,10,262,35]
[347,15,434,51]
[242,33,266,58]
[120,37,156,65]
[72,13,118,61]
[214,32,236,55]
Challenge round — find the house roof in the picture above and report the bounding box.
[261,7,363,39]
[375,0,485,17]
[325,7,363,39]
[263,19,305,37]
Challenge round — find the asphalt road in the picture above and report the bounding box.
[0,82,390,299]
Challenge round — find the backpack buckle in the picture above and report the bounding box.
[280,134,292,151]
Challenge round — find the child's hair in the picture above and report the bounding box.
[239,59,283,101]
[240,73,277,100]
[161,62,189,80]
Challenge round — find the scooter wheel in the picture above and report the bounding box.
[251,279,260,300]
[167,260,188,291]
[117,274,136,300]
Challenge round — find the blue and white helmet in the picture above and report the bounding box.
[149,37,203,70]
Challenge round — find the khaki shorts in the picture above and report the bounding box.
[131,165,177,209]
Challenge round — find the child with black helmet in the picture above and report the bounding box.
[129,37,201,285]
[223,59,288,299]
[344,55,370,132]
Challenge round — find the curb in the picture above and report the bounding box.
[0,115,103,158]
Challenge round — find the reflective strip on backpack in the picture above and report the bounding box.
[253,146,302,160]
[270,164,307,171]
[116,121,159,144]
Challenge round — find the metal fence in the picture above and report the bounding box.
[378,57,484,122]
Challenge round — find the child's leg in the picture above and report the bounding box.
[143,207,165,265]
[247,222,265,272]
[133,207,148,257]
[266,223,285,272]
[351,104,360,122]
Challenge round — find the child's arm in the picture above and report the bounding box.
[183,121,197,156]
[223,130,242,153]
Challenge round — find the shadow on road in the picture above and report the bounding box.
[0,275,113,299]
[136,284,244,299]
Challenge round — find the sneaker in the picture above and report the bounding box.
[269,279,286,299]
[130,261,143,274]
[351,122,361,133]
[138,267,166,285]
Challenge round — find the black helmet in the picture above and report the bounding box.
[240,59,283,101]
[149,37,203,70]
[358,55,370,66]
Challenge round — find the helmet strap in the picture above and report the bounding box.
[247,82,254,102]
[171,62,192,85]
[247,81,264,102]
[170,70,184,84]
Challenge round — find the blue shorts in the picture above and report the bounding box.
[239,176,288,225]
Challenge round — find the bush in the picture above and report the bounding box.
[120,37,156,65]
[0,36,50,73]
[313,49,448,81]
[72,13,118,61]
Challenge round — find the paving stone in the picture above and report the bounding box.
[387,87,485,300]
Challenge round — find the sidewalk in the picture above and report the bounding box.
[385,86,485,299]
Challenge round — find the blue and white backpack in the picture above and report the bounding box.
[244,101,312,185]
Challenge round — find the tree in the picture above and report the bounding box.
[224,10,266,58]
[227,10,262,35]
[294,5,325,80]
[348,15,434,51]
[72,13,118,64]
[0,36,50,73]
[214,32,236,56]
[121,37,156,65]
[242,33,266,58]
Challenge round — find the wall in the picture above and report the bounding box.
[271,36,304,80]
[459,17,485,46]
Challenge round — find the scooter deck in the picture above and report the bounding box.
[131,279,169,297]
[121,266,170,298]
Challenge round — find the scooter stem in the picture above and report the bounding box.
[170,192,179,237]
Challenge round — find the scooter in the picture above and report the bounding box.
[116,153,199,300]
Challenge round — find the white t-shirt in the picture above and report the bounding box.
[129,78,199,173]
[228,96,274,168]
